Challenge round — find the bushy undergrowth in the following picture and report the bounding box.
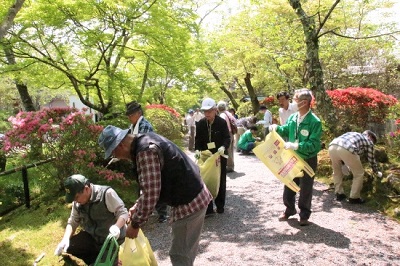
[145,104,184,147]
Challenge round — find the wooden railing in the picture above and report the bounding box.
[0,158,55,208]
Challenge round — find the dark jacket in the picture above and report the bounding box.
[195,116,231,154]
[133,132,203,206]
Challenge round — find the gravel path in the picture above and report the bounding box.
[142,151,400,266]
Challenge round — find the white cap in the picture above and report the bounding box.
[201,98,216,110]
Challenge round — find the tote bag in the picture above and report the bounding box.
[118,229,158,266]
[196,150,221,198]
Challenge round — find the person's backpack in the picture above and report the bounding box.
[225,111,238,134]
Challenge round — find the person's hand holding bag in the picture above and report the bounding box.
[109,224,120,239]
[269,124,278,132]
[194,150,201,160]
[217,146,225,155]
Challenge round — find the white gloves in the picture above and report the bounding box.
[54,238,69,256]
[194,150,200,160]
[109,225,120,239]
[269,124,278,132]
[377,171,383,178]
[218,146,225,155]
[284,142,298,150]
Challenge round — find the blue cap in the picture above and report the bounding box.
[98,125,130,159]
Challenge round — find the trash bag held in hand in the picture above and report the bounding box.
[196,150,221,198]
[118,229,158,266]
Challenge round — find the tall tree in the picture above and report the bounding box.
[0,0,202,116]
[288,0,338,132]
[0,0,25,39]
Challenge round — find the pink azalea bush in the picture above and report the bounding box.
[4,107,125,183]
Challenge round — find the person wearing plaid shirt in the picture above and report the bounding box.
[98,125,212,266]
[125,100,168,223]
[125,101,154,134]
[329,130,382,204]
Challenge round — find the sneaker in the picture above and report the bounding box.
[336,193,347,201]
[299,219,310,226]
[278,213,290,221]
[348,198,366,204]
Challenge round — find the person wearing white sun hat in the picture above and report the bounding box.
[195,98,231,216]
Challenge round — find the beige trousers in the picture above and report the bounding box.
[328,144,365,198]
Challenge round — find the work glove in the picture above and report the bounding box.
[109,225,120,239]
[269,124,278,132]
[376,171,383,178]
[218,146,225,155]
[54,238,69,256]
[194,150,201,160]
[284,142,298,150]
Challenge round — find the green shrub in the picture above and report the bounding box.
[145,104,183,146]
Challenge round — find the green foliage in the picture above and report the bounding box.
[236,102,254,118]
[1,0,205,117]
[145,105,183,146]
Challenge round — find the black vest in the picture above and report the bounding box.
[133,132,203,206]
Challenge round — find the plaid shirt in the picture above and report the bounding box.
[131,148,211,226]
[329,132,379,173]
[138,118,154,133]
[129,117,154,133]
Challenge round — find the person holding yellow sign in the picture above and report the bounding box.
[269,89,322,226]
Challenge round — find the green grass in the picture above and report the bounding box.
[0,154,138,266]
[0,181,137,266]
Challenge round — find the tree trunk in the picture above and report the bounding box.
[288,0,338,134]
[244,72,260,115]
[139,56,151,102]
[204,61,240,110]
[3,46,36,112]
[0,0,25,39]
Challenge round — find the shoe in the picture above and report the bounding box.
[348,198,366,204]
[336,193,347,201]
[216,208,224,214]
[226,169,234,173]
[278,213,290,221]
[299,219,310,226]
[158,215,168,223]
[205,210,215,218]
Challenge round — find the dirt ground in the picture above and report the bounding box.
[142,150,400,266]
